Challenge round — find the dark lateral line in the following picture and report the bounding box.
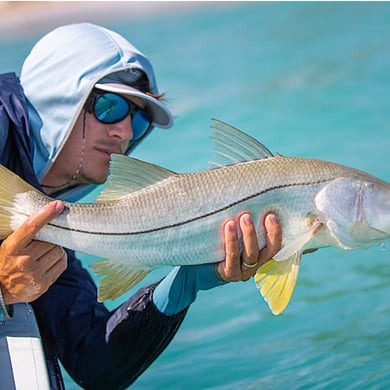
[49,179,327,236]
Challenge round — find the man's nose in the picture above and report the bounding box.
[109,116,133,142]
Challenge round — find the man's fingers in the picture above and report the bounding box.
[33,245,67,272]
[239,213,260,279]
[2,244,67,305]
[217,219,241,282]
[40,247,68,284]
[12,200,65,248]
[223,219,241,278]
[27,239,59,262]
[0,201,67,304]
[257,213,282,266]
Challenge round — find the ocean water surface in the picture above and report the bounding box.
[1,2,389,389]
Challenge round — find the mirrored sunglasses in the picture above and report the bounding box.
[89,91,152,141]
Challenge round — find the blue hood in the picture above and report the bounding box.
[20,23,168,202]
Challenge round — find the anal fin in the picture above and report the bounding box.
[254,253,301,315]
[90,260,150,302]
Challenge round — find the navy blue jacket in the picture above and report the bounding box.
[0,72,188,389]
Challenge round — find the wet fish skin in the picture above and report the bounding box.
[0,119,389,314]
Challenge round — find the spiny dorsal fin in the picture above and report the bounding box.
[209,118,274,168]
[97,154,176,202]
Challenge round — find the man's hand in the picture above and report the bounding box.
[217,213,282,282]
[0,200,68,304]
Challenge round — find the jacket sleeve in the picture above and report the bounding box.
[152,264,226,315]
[32,249,188,390]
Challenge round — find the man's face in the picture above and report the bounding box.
[41,95,145,192]
[73,110,134,183]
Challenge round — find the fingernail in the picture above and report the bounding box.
[242,213,253,225]
[54,201,65,213]
[267,214,278,224]
[226,220,236,232]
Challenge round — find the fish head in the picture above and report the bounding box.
[358,177,390,238]
[315,176,390,249]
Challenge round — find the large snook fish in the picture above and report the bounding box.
[0,119,389,315]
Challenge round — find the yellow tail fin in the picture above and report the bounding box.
[0,164,39,239]
[254,254,301,315]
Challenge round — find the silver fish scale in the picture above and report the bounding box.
[32,155,363,267]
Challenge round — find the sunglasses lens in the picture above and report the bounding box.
[131,111,152,140]
[91,91,153,152]
[94,93,129,123]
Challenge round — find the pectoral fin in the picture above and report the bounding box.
[254,253,302,315]
[90,260,150,302]
[273,221,322,261]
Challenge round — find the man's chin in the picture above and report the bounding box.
[96,173,110,185]
[80,173,108,186]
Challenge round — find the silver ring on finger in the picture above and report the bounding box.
[242,261,257,269]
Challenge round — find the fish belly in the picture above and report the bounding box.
[34,185,321,269]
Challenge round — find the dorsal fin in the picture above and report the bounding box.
[97,154,176,202]
[209,118,274,168]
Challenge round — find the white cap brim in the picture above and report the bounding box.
[95,83,173,128]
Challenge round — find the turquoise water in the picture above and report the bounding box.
[1,2,390,389]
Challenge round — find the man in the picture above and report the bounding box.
[0,23,281,389]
